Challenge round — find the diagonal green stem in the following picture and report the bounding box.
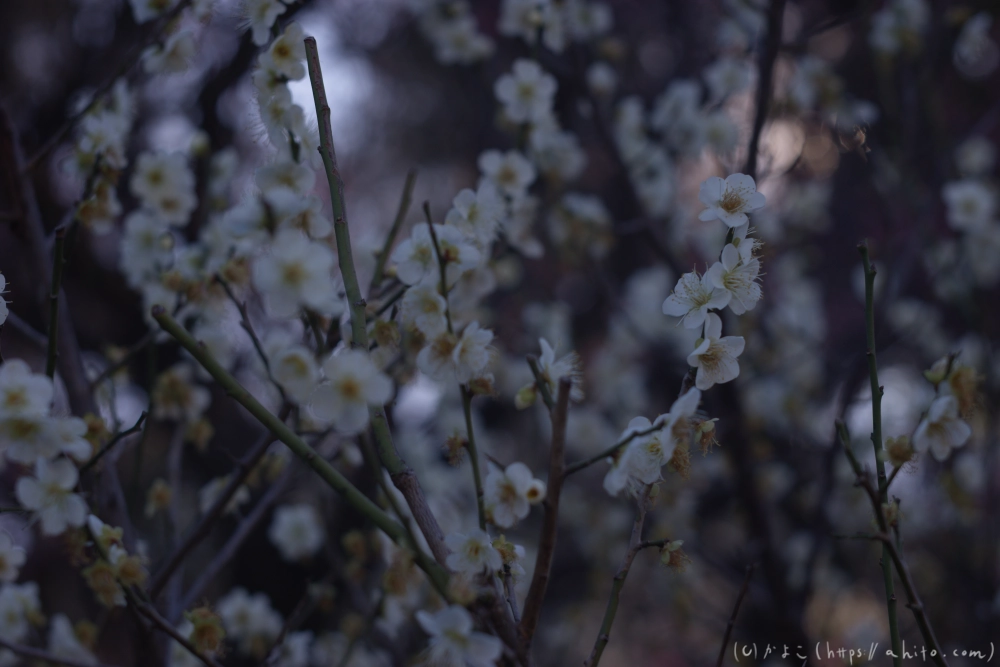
[858,241,902,667]
[305,37,450,567]
[370,169,417,294]
[151,307,449,596]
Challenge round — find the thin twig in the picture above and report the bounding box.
[305,36,450,569]
[215,274,288,403]
[461,386,488,531]
[524,355,554,411]
[147,413,287,599]
[130,595,223,667]
[743,0,787,181]
[585,487,652,667]
[715,564,756,667]
[565,422,667,477]
[22,0,194,173]
[178,473,291,616]
[370,169,417,295]
[858,241,902,666]
[0,635,119,667]
[503,567,521,626]
[519,377,571,652]
[152,307,449,596]
[79,411,148,475]
[88,330,156,390]
[836,421,949,667]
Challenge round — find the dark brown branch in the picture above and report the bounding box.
[743,0,787,181]
[519,377,571,651]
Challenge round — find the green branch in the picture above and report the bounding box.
[370,169,417,294]
[858,242,901,667]
[151,307,449,595]
[305,36,450,568]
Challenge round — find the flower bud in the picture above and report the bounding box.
[185,607,225,655]
[145,479,172,518]
[514,383,538,409]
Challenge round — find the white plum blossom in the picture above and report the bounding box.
[129,151,197,226]
[47,614,97,666]
[217,587,283,655]
[143,30,197,74]
[586,61,618,97]
[252,230,341,319]
[415,605,502,667]
[484,462,545,528]
[494,59,557,124]
[0,534,25,583]
[418,321,494,385]
[687,313,745,391]
[705,242,762,315]
[698,173,766,228]
[259,22,307,81]
[941,180,995,231]
[521,338,584,405]
[265,336,320,404]
[391,223,481,286]
[400,281,449,338]
[477,150,536,198]
[268,504,325,561]
[444,529,503,575]
[603,416,669,497]
[953,12,999,79]
[256,160,316,196]
[662,272,731,329]
[310,350,393,435]
[244,0,287,46]
[913,395,971,461]
[152,362,211,423]
[15,458,88,535]
[445,185,504,249]
[0,360,52,419]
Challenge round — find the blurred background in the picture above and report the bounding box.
[1,0,999,665]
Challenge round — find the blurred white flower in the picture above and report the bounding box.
[310,350,393,435]
[252,230,341,319]
[16,458,88,535]
[269,504,325,561]
[244,0,287,46]
[478,150,536,198]
[0,533,25,583]
[401,281,449,338]
[913,395,971,461]
[392,223,480,286]
[129,0,180,24]
[444,529,503,574]
[941,180,995,231]
[130,151,196,226]
[143,30,197,74]
[47,614,97,666]
[415,605,502,667]
[494,59,557,124]
[484,462,545,528]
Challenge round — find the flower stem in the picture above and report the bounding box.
[858,242,901,667]
[370,169,417,295]
[585,487,652,667]
[461,385,487,531]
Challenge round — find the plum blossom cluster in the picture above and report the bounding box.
[662,173,764,391]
